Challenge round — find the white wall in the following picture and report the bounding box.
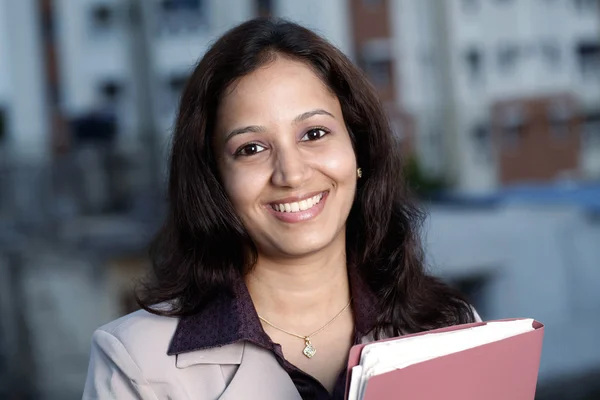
[275,0,354,59]
[392,0,446,115]
[390,0,449,175]
[1,0,50,161]
[425,204,600,382]
[0,3,10,107]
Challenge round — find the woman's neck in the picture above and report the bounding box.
[245,249,351,332]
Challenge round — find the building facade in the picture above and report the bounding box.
[491,93,582,184]
[349,0,415,154]
[392,0,600,193]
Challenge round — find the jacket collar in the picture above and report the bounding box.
[167,266,378,357]
[167,277,273,356]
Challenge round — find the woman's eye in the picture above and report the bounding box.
[235,143,266,156]
[301,128,329,141]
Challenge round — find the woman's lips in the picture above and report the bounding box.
[266,191,328,223]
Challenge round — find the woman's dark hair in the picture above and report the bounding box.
[137,17,475,337]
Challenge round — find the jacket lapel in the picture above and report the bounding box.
[175,342,244,368]
[219,342,301,400]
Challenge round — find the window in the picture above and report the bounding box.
[362,59,392,88]
[582,113,600,148]
[161,73,189,114]
[497,44,520,73]
[472,123,492,162]
[89,3,116,34]
[500,104,525,149]
[464,48,483,83]
[577,42,600,81]
[360,39,393,88]
[547,98,571,140]
[169,74,187,98]
[97,80,123,114]
[574,0,598,13]
[100,81,122,101]
[157,0,206,35]
[160,0,202,11]
[539,40,561,69]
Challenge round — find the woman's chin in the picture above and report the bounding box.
[263,236,335,259]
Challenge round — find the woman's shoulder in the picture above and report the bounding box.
[93,304,179,353]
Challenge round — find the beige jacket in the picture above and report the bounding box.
[82,308,481,399]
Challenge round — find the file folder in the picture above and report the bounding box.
[345,318,544,400]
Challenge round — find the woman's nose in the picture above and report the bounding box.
[270,147,310,188]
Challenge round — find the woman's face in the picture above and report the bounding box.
[214,56,357,258]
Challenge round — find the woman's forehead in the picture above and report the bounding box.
[215,58,342,130]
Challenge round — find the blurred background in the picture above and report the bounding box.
[0,0,599,399]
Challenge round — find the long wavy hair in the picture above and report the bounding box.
[137,17,475,338]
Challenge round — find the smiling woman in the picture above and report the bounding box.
[82,17,477,400]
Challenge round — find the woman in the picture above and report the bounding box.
[82,17,478,400]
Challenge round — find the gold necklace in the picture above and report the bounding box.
[257,299,352,359]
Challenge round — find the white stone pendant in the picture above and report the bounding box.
[303,338,316,358]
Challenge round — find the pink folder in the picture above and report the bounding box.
[345,318,545,400]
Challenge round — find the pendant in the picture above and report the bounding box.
[303,337,316,358]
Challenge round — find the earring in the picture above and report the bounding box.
[357,168,362,179]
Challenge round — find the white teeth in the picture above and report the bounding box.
[299,200,308,211]
[271,193,324,213]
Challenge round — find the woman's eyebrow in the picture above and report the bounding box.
[225,108,335,143]
[293,108,335,124]
[225,125,265,142]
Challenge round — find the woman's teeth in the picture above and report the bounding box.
[271,193,324,213]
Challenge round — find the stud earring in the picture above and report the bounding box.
[357,168,362,179]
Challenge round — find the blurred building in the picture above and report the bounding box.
[1,0,413,170]
[348,0,415,154]
[53,0,252,151]
[3,0,600,193]
[393,0,600,193]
